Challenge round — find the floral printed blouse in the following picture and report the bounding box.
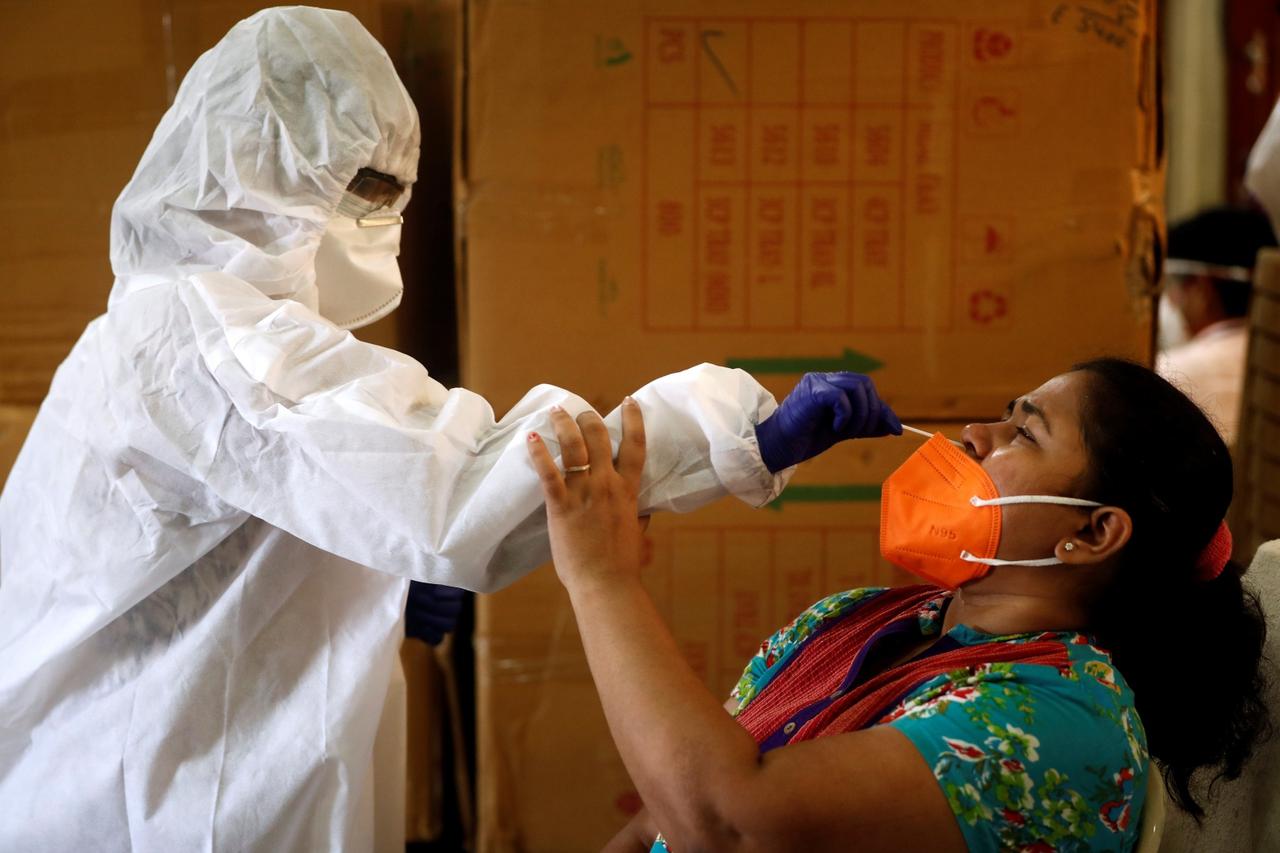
[651,587,1150,852]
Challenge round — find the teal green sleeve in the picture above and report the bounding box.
[885,660,1149,852]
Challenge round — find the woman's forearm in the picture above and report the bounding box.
[567,576,762,849]
[528,392,939,853]
[527,402,769,848]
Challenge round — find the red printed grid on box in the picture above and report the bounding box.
[640,17,1023,334]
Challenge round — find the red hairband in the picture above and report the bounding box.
[1196,520,1232,582]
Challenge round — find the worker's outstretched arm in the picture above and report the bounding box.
[139,273,791,590]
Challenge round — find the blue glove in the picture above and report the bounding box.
[404,581,466,645]
[755,372,902,473]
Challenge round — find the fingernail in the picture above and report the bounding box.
[528,432,541,443]
[623,396,636,406]
[550,405,564,414]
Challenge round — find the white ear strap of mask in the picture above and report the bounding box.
[961,494,1103,567]
[959,550,1064,567]
[962,491,1105,563]
[969,495,1103,508]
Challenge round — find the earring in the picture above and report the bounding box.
[1064,542,1076,552]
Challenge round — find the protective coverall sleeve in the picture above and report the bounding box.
[162,273,788,591]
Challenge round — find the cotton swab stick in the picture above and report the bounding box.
[902,424,965,447]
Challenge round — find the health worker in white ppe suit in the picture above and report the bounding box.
[0,7,903,852]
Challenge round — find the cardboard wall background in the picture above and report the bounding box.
[1234,248,1280,561]
[459,0,1161,423]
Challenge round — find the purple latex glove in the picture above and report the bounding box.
[405,581,465,645]
[755,372,902,473]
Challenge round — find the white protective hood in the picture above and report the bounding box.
[108,3,418,326]
[0,8,788,851]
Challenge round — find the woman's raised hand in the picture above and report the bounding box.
[526,398,647,590]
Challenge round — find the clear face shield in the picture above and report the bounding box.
[1157,259,1253,351]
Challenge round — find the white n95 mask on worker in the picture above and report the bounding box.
[314,212,404,330]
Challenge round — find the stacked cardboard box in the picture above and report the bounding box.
[1232,248,1280,561]
[460,0,1161,850]
[458,0,1160,420]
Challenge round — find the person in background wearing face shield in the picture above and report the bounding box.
[1155,206,1275,446]
[531,359,1270,853]
[0,8,900,852]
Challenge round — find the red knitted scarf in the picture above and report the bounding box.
[735,586,1071,745]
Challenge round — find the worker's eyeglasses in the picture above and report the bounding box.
[346,167,404,209]
[337,167,406,225]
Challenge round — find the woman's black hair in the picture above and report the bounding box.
[1071,357,1270,818]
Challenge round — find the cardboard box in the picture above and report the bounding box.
[402,639,447,842]
[1232,248,1280,561]
[475,427,959,852]
[457,0,1160,421]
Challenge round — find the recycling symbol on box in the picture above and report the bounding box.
[968,289,1009,324]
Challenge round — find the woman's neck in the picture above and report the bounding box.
[941,586,1091,637]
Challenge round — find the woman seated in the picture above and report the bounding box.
[525,357,1269,852]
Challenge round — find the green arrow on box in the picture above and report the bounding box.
[767,483,883,512]
[727,347,884,375]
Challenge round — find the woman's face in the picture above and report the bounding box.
[961,371,1094,562]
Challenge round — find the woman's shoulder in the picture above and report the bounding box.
[729,586,892,710]
[885,632,1143,739]
[882,636,1150,850]
[1054,633,1140,703]
[996,631,1141,714]
[765,586,895,656]
[792,586,893,628]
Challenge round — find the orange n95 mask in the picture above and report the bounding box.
[879,433,1102,589]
